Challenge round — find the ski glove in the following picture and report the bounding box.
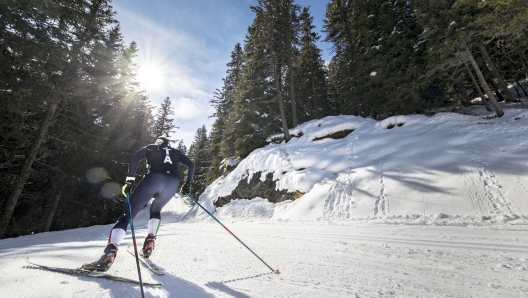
[122,177,135,196]
[179,182,192,194]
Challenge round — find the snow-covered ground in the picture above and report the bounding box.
[199,101,528,224]
[1,199,527,297]
[1,102,528,297]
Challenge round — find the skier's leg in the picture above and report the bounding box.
[142,176,180,257]
[147,215,161,235]
[112,174,162,233]
[83,174,162,270]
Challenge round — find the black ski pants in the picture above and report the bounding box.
[113,173,180,231]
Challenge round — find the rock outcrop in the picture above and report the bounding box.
[214,172,304,207]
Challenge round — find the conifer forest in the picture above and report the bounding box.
[1,0,527,239]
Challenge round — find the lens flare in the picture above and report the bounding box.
[84,167,108,184]
[100,182,121,199]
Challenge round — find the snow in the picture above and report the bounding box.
[220,157,239,170]
[202,103,528,224]
[1,103,528,297]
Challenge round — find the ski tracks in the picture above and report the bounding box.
[454,123,517,216]
[245,224,528,298]
[322,132,360,220]
[374,156,389,218]
[495,132,528,216]
[342,130,389,218]
[324,174,357,219]
[344,131,358,165]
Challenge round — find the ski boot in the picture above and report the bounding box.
[142,233,156,258]
[81,243,118,272]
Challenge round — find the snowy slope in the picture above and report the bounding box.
[199,106,528,226]
[1,105,528,297]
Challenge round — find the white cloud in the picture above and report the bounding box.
[172,97,214,120]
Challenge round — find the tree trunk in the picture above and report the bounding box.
[513,83,522,100]
[476,42,515,102]
[454,71,471,107]
[465,46,504,117]
[288,62,298,127]
[286,24,298,127]
[272,55,291,141]
[0,99,59,238]
[41,185,63,232]
[493,87,505,102]
[521,60,528,80]
[454,81,471,107]
[466,64,491,111]
[515,48,528,80]
[311,78,319,117]
[516,80,528,96]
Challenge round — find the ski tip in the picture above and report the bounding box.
[272,269,280,274]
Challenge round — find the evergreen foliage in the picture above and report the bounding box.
[187,125,211,198]
[2,0,527,238]
[205,0,330,185]
[207,43,244,183]
[295,7,329,122]
[205,0,528,187]
[324,0,427,118]
[0,0,155,238]
[153,97,178,137]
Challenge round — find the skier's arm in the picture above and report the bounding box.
[127,147,148,177]
[179,154,195,184]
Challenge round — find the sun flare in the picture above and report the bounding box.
[137,64,164,92]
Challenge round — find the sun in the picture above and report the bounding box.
[136,64,164,92]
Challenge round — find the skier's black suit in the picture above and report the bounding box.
[113,144,195,231]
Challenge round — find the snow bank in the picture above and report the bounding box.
[196,109,528,224]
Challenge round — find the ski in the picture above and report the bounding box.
[127,247,164,276]
[25,257,162,286]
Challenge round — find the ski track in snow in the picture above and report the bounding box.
[374,155,389,218]
[344,131,357,165]
[453,123,488,215]
[454,120,514,216]
[495,123,528,216]
[2,215,528,298]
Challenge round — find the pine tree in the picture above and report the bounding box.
[323,0,360,115]
[187,126,211,198]
[295,7,329,122]
[210,44,244,174]
[175,139,189,187]
[222,7,275,158]
[153,97,178,137]
[253,0,291,141]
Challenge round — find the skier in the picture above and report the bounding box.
[82,136,195,272]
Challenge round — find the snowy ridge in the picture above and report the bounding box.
[199,110,528,225]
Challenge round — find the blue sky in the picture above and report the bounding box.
[112,0,333,147]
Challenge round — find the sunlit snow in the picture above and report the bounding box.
[1,102,527,297]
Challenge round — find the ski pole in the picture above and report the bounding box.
[126,192,145,297]
[185,193,280,274]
